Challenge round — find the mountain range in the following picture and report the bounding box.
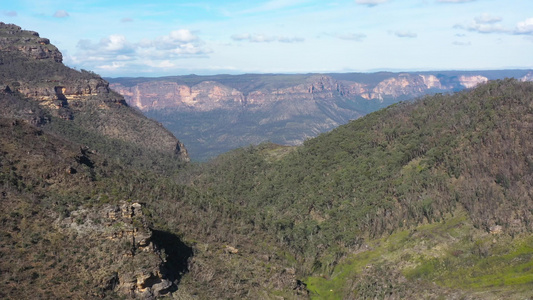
[109,70,533,161]
[2,22,533,299]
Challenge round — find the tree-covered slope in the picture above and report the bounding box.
[175,79,533,298]
[3,74,533,298]
[0,22,302,299]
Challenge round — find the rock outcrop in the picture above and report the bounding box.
[521,71,533,82]
[0,22,189,161]
[56,201,191,299]
[0,22,62,62]
[458,75,489,88]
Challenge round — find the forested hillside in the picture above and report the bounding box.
[2,22,533,300]
[171,79,533,298]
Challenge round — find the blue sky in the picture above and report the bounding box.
[1,0,532,77]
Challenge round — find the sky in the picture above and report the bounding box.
[1,0,532,77]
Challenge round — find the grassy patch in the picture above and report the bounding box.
[305,210,533,298]
[409,235,533,290]
[306,249,382,299]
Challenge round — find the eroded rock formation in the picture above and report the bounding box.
[0,22,62,62]
[109,71,533,161]
[110,73,494,112]
[0,22,189,161]
[56,201,192,299]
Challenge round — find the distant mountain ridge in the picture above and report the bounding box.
[109,70,533,161]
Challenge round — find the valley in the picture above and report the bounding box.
[109,70,533,161]
[1,21,533,299]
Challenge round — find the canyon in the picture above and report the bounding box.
[4,20,533,299]
[110,70,533,160]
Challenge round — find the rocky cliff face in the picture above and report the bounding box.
[110,73,494,112]
[0,22,62,63]
[118,80,244,111]
[56,201,191,299]
[0,22,189,162]
[109,71,523,161]
[0,23,112,106]
[521,71,533,82]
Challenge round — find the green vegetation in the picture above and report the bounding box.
[169,79,533,298]
[406,234,533,290]
[307,210,533,299]
[2,24,533,298]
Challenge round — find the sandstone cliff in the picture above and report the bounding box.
[108,71,533,161]
[521,71,533,82]
[0,22,189,162]
[110,73,496,112]
[0,22,62,62]
[56,201,191,299]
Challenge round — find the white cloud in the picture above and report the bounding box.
[169,29,198,42]
[53,10,69,18]
[457,16,533,36]
[355,0,389,6]
[171,43,205,54]
[464,23,506,33]
[148,29,200,50]
[72,30,210,72]
[336,33,366,41]
[231,33,252,41]
[279,36,305,43]
[103,35,132,52]
[98,61,126,71]
[248,34,276,42]
[76,35,134,59]
[438,0,475,3]
[515,18,533,35]
[120,17,133,23]
[455,15,506,34]
[394,31,417,38]
[1,10,17,17]
[453,41,471,46]
[145,60,176,68]
[116,55,133,61]
[231,33,304,43]
[474,13,502,24]
[239,0,309,14]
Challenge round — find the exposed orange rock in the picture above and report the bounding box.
[110,73,493,113]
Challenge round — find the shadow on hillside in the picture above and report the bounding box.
[151,229,193,292]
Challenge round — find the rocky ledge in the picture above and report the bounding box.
[0,22,62,62]
[55,201,192,299]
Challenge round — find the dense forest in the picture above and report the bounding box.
[171,79,533,281]
[3,76,533,299]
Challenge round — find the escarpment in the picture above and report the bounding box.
[109,73,497,112]
[0,22,62,62]
[0,22,189,161]
[56,201,192,299]
[108,70,531,161]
